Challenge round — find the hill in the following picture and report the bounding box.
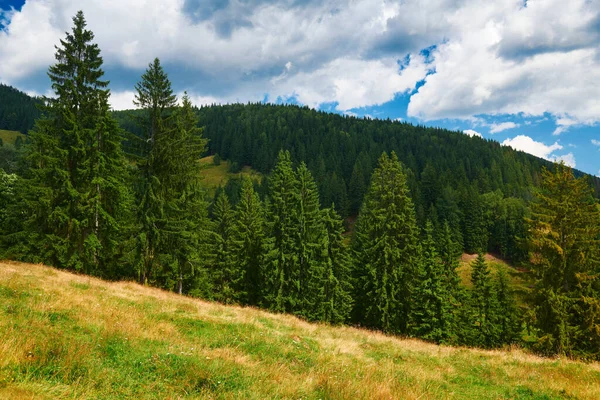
[199,155,261,197]
[0,84,41,134]
[1,261,599,399]
[0,129,26,147]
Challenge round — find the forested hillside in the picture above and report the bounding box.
[0,84,41,134]
[2,10,600,361]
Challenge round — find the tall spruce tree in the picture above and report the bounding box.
[528,163,600,357]
[264,150,300,312]
[410,221,452,343]
[321,205,353,324]
[494,269,521,345]
[133,58,177,285]
[17,11,130,275]
[168,93,210,294]
[352,152,420,334]
[211,191,237,303]
[469,253,499,347]
[230,177,266,306]
[294,162,328,320]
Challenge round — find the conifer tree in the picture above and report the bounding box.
[410,221,452,342]
[321,205,353,324]
[230,177,265,305]
[17,11,131,275]
[168,93,210,294]
[264,150,300,312]
[469,253,499,347]
[494,269,521,345]
[528,163,600,357]
[211,191,237,303]
[133,58,177,285]
[352,152,420,334]
[294,162,329,319]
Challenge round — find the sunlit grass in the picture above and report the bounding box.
[1,260,598,399]
[199,155,261,196]
[0,130,25,147]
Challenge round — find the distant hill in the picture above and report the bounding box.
[0,84,41,134]
[1,260,599,399]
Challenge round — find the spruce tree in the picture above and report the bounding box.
[168,93,210,295]
[494,269,521,345]
[469,253,499,347]
[211,191,237,303]
[17,11,131,275]
[294,162,328,320]
[133,58,177,285]
[410,221,452,342]
[352,152,420,334]
[528,163,600,357]
[264,150,300,312]
[321,205,353,324]
[230,177,265,306]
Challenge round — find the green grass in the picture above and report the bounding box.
[199,155,261,196]
[458,253,534,307]
[1,261,599,399]
[0,130,25,147]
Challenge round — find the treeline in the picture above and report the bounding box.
[0,84,41,134]
[1,11,600,359]
[115,104,600,266]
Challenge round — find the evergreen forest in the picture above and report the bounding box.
[1,11,600,360]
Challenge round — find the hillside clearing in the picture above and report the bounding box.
[199,155,261,196]
[0,130,25,146]
[1,261,599,399]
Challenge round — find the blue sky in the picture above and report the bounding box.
[1,0,599,176]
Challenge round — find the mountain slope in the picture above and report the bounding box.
[1,261,599,399]
[0,84,41,134]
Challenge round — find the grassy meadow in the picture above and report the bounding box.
[199,155,262,196]
[0,130,25,147]
[1,260,599,399]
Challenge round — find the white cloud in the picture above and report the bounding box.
[592,139,600,146]
[109,91,136,111]
[269,55,429,111]
[463,129,482,138]
[0,0,599,126]
[489,121,518,134]
[552,152,576,168]
[501,135,562,159]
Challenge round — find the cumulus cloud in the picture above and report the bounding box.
[552,153,576,168]
[463,129,482,138]
[0,0,599,127]
[489,121,518,133]
[592,139,600,146]
[501,134,575,166]
[501,135,562,159]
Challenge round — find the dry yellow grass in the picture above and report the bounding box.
[1,260,599,399]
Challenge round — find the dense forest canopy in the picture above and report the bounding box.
[0,84,41,134]
[1,10,600,360]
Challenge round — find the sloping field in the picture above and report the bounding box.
[0,130,25,146]
[1,261,599,399]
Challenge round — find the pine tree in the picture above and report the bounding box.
[321,206,353,324]
[264,150,300,312]
[230,177,265,306]
[410,221,452,342]
[17,11,131,275]
[352,152,420,334]
[437,220,463,342]
[528,163,600,357]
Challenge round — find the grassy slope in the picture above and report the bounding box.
[457,253,533,306]
[1,262,599,399]
[0,130,25,146]
[199,155,261,196]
